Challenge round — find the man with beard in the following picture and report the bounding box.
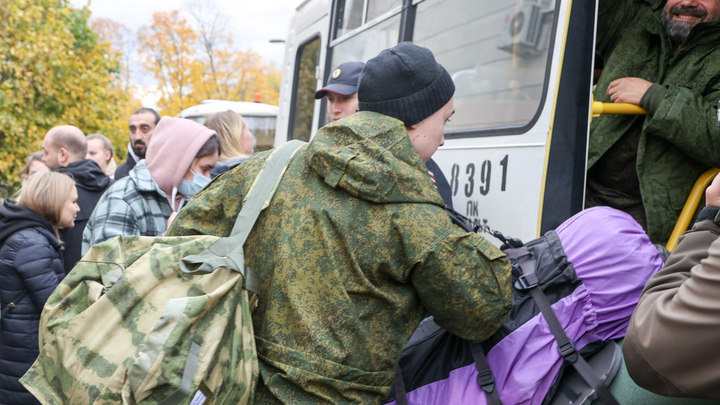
[115,108,160,180]
[585,0,720,244]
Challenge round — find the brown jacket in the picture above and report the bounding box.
[624,207,720,397]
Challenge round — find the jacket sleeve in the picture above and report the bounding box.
[643,84,720,167]
[411,229,513,342]
[12,233,62,313]
[624,213,720,397]
[82,192,140,254]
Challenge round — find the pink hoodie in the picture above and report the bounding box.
[145,117,216,207]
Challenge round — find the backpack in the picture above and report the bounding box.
[385,207,664,405]
[20,140,306,405]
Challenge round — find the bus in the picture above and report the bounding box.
[274,0,595,245]
[273,2,720,404]
[178,100,279,151]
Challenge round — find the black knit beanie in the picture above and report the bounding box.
[358,42,455,127]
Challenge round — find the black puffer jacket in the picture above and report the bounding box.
[0,200,64,405]
[57,159,113,274]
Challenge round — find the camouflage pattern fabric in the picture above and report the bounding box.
[167,111,514,404]
[20,234,258,405]
[589,0,720,244]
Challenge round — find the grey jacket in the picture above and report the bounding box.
[624,207,720,397]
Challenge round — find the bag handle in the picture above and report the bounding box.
[179,140,307,295]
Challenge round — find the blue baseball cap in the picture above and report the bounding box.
[314,61,365,99]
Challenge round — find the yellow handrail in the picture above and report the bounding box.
[591,101,648,117]
[665,168,720,251]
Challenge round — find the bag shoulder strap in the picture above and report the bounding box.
[179,140,307,295]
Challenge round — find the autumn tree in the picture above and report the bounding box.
[0,0,134,195]
[137,11,204,114]
[137,5,281,116]
[92,18,135,92]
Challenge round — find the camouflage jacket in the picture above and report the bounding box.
[167,111,513,404]
[589,0,720,243]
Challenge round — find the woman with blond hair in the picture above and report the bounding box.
[205,110,255,178]
[0,171,80,404]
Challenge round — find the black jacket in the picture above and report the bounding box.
[0,200,64,405]
[57,159,113,274]
[114,155,137,180]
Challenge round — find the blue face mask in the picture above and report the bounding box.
[177,169,210,198]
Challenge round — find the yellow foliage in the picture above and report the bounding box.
[0,0,134,195]
[137,10,281,116]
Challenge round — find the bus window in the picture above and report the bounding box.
[413,0,556,134]
[367,0,402,22]
[322,10,401,126]
[331,16,400,69]
[337,0,364,37]
[243,116,277,151]
[289,37,320,142]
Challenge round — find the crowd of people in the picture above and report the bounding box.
[4,0,720,400]
[0,106,254,403]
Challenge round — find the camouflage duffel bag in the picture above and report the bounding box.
[21,140,306,405]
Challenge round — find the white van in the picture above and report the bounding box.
[178,100,279,151]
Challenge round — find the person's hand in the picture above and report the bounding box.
[606,78,653,105]
[166,212,178,231]
[706,174,720,207]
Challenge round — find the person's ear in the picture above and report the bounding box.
[105,150,112,163]
[58,147,70,165]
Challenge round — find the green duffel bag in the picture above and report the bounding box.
[21,141,306,405]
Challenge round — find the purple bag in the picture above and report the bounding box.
[385,207,663,405]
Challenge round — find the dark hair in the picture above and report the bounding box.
[195,134,221,159]
[132,108,161,125]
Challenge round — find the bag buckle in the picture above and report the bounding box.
[558,339,579,363]
[477,370,496,394]
[514,272,539,291]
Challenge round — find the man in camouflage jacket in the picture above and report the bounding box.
[168,43,513,404]
[586,0,720,244]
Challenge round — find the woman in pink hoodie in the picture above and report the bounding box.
[81,117,220,253]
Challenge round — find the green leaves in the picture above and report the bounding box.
[0,0,132,194]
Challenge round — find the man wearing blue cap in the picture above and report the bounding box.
[314,61,365,122]
[316,60,455,208]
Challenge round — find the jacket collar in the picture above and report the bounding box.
[128,160,169,199]
[0,200,60,249]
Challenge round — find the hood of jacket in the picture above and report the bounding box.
[304,111,444,206]
[0,199,59,249]
[145,117,217,204]
[57,159,112,192]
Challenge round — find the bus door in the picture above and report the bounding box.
[276,0,331,145]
